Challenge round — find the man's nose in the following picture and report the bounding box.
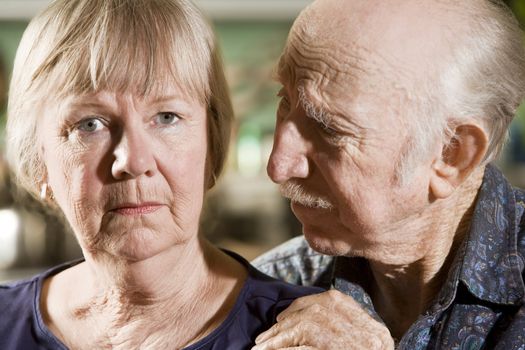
[267,121,309,184]
[111,127,157,180]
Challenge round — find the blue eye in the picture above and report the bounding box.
[77,118,104,132]
[155,112,181,125]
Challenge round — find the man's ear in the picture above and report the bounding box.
[430,122,488,199]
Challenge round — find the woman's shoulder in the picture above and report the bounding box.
[0,273,44,349]
[0,261,82,350]
[0,259,84,301]
[0,274,39,312]
[183,250,323,350]
[226,249,324,311]
[246,262,324,302]
[227,249,323,294]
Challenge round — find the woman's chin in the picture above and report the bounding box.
[85,229,185,262]
[112,241,166,262]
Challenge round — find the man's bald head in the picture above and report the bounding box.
[292,0,469,76]
[286,0,525,164]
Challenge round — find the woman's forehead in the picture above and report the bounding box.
[49,72,206,106]
[55,87,203,113]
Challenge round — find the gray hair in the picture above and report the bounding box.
[398,0,525,183]
[442,1,525,161]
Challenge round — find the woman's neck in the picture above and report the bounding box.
[41,238,247,349]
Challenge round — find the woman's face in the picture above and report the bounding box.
[41,88,209,261]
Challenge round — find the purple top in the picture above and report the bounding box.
[0,251,322,349]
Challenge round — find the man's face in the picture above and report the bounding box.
[268,3,437,260]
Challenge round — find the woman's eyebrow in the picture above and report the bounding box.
[67,101,108,109]
[147,93,192,105]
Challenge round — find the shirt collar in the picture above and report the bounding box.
[332,164,524,309]
[456,164,525,305]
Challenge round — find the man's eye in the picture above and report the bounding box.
[155,112,181,125]
[319,122,337,135]
[76,118,104,132]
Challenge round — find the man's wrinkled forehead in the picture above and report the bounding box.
[277,19,401,99]
[281,0,467,86]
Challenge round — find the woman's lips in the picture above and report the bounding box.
[111,204,163,216]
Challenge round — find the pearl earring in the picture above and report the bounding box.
[40,183,54,200]
[40,183,48,200]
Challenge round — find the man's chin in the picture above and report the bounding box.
[302,227,354,257]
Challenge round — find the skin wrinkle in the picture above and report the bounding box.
[48,238,236,350]
[65,250,218,349]
[282,27,414,156]
[279,55,370,153]
[48,89,206,256]
[285,37,362,92]
[290,13,417,94]
[297,84,369,149]
[279,50,388,148]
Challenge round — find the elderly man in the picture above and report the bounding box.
[252,0,525,349]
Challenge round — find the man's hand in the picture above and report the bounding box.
[252,290,395,350]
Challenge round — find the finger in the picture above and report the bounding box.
[277,290,370,323]
[255,314,303,344]
[275,295,325,322]
[277,301,327,324]
[266,303,392,350]
[277,289,358,320]
[252,328,304,350]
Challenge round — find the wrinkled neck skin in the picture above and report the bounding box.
[43,237,246,349]
[368,167,485,340]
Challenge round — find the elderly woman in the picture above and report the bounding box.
[0,0,320,349]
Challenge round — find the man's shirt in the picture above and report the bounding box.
[253,164,525,349]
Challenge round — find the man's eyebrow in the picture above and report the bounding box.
[271,68,282,83]
[272,54,290,83]
[297,85,333,127]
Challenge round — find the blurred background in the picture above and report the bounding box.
[0,0,524,282]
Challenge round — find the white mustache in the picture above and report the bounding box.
[279,181,334,210]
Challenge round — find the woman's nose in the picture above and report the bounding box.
[111,128,157,180]
[267,121,310,184]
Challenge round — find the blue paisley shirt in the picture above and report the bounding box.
[253,164,525,349]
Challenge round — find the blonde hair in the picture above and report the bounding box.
[7,0,233,200]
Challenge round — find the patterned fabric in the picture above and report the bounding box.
[253,164,525,349]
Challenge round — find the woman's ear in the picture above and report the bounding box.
[204,152,216,190]
[430,122,488,199]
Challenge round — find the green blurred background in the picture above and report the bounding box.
[0,1,524,276]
